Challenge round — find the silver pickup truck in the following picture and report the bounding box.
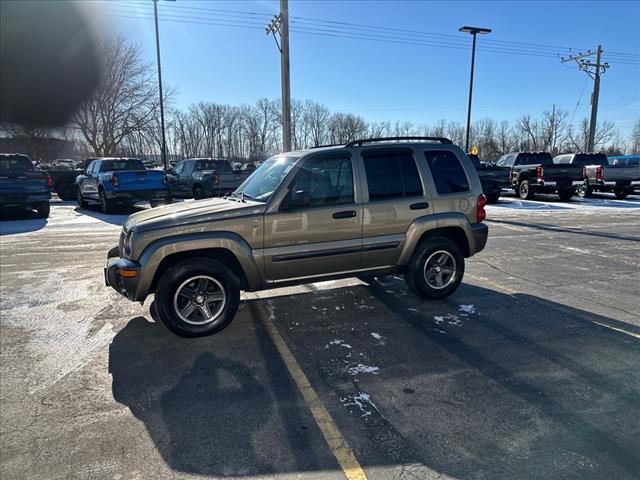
[105,137,489,338]
[554,153,640,199]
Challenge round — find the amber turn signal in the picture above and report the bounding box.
[116,268,138,278]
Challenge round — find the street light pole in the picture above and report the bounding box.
[153,0,168,170]
[459,26,491,153]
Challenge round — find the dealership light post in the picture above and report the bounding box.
[153,0,175,170]
[459,26,491,153]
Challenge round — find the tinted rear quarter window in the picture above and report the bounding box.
[424,150,469,194]
[0,155,34,171]
[362,149,423,201]
[100,159,145,172]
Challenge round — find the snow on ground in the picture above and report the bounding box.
[341,392,383,418]
[347,363,380,375]
[488,193,640,215]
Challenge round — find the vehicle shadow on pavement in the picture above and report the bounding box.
[488,218,640,242]
[0,210,47,235]
[243,280,640,480]
[108,312,338,477]
[74,205,142,226]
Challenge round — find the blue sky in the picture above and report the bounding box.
[97,0,640,135]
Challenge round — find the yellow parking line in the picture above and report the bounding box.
[259,303,367,480]
[464,273,640,340]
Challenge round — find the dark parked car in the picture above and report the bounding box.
[496,152,583,201]
[75,158,169,213]
[166,158,252,199]
[0,153,51,218]
[467,153,510,204]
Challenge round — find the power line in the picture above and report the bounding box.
[103,8,640,66]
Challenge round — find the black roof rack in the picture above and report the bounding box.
[345,136,453,148]
[309,143,345,149]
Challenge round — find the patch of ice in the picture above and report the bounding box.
[434,314,463,327]
[458,304,476,315]
[340,392,383,418]
[371,332,383,340]
[347,363,380,375]
[327,339,352,349]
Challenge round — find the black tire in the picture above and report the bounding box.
[405,237,465,300]
[518,180,535,200]
[576,181,592,199]
[485,191,500,204]
[76,187,88,208]
[614,190,629,200]
[36,202,50,219]
[154,258,240,337]
[193,186,204,200]
[558,189,574,202]
[99,189,114,214]
[57,185,75,201]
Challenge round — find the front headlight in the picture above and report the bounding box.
[122,227,135,258]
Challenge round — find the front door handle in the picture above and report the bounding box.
[409,202,430,210]
[333,210,357,219]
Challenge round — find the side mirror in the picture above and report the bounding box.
[283,189,311,210]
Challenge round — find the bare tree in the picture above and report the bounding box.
[566,118,616,152]
[629,119,640,154]
[303,100,330,147]
[71,35,161,156]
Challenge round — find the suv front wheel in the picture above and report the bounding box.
[155,258,240,337]
[406,237,464,300]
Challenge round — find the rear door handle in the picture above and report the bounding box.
[409,202,429,210]
[333,210,357,219]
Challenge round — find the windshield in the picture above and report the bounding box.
[234,155,297,202]
[100,159,146,172]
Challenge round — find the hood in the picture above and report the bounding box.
[126,197,266,232]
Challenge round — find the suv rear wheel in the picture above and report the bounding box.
[406,237,464,300]
[155,258,240,337]
[576,180,592,199]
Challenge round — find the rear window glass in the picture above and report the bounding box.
[195,160,228,171]
[362,150,423,201]
[516,153,553,166]
[573,154,608,166]
[0,155,34,171]
[100,159,145,172]
[424,150,470,194]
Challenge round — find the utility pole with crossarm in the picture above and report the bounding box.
[561,45,609,152]
[266,0,292,153]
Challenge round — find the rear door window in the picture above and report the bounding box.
[424,150,469,194]
[362,149,423,201]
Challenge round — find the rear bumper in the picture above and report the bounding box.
[471,223,489,255]
[106,188,168,202]
[532,180,580,191]
[105,247,142,301]
[0,192,50,207]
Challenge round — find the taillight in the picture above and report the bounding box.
[596,166,604,181]
[212,172,220,185]
[508,167,513,184]
[476,194,487,222]
[582,166,586,178]
[110,175,118,187]
[46,175,53,189]
[536,165,544,181]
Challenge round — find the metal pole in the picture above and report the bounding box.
[587,45,602,152]
[280,0,291,152]
[153,0,168,169]
[464,32,477,153]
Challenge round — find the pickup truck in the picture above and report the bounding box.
[608,155,640,195]
[0,153,51,218]
[166,158,252,199]
[496,152,583,201]
[75,158,169,213]
[467,153,510,203]
[105,136,489,337]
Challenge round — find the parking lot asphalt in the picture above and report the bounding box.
[1,193,639,480]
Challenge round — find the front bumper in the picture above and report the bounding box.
[106,189,168,203]
[471,223,489,255]
[105,246,141,300]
